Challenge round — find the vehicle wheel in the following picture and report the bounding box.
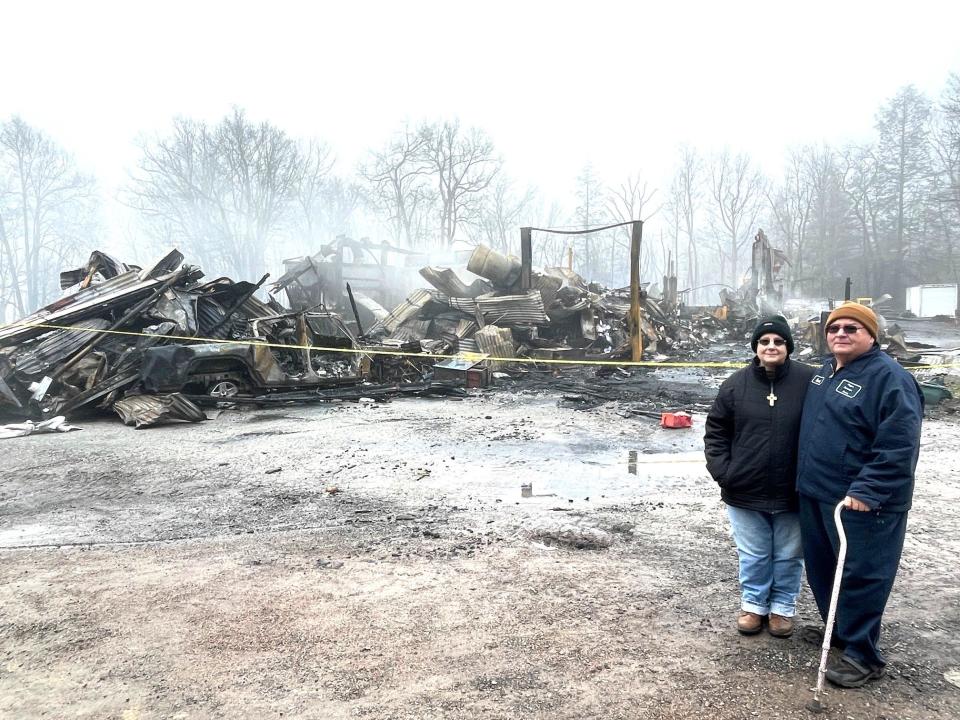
[208,380,241,398]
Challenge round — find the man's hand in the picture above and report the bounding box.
[843,496,871,512]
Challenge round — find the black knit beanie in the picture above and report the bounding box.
[750,315,794,354]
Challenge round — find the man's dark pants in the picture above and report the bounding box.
[799,495,908,669]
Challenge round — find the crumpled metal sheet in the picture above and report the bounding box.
[13,318,111,376]
[532,273,563,308]
[60,251,131,289]
[0,269,186,347]
[448,291,548,326]
[474,325,515,371]
[419,267,493,298]
[455,320,478,339]
[196,298,237,340]
[57,371,140,415]
[368,289,433,336]
[352,291,389,324]
[147,290,199,335]
[137,249,185,280]
[542,266,588,291]
[0,415,80,439]
[113,393,207,428]
[390,321,432,342]
[547,298,591,320]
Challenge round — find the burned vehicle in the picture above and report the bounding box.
[139,311,364,401]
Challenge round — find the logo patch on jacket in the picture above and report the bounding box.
[812,375,825,386]
[835,379,862,398]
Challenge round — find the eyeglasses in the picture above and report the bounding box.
[826,324,863,335]
[757,338,786,346]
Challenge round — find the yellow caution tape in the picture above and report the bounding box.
[1,320,958,371]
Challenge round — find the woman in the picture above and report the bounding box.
[704,315,815,637]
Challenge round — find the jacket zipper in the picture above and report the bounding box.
[768,377,775,504]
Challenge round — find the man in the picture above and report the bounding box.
[796,301,923,688]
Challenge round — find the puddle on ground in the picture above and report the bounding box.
[385,409,708,504]
[417,447,708,505]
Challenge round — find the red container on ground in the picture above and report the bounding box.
[660,412,693,429]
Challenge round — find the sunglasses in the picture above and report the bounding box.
[826,324,863,335]
[757,338,786,346]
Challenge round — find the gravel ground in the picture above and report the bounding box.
[1,386,958,719]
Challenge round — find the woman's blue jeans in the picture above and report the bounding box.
[726,505,804,617]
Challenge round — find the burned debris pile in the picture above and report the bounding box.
[0,249,448,428]
[0,241,787,430]
[366,244,727,364]
[5,234,950,431]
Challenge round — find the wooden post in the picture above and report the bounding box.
[520,227,532,290]
[630,221,644,362]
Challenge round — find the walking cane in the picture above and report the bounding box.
[807,500,847,714]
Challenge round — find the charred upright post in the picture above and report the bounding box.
[520,227,532,291]
[630,220,643,362]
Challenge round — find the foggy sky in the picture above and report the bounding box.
[2,0,960,248]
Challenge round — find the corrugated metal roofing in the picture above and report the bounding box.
[14,319,111,375]
[448,291,548,326]
[113,393,206,428]
[474,325,515,370]
[368,289,432,336]
[419,267,492,298]
[0,271,173,346]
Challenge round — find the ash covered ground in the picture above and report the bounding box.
[1,365,959,720]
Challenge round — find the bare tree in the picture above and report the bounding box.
[709,150,766,288]
[322,177,366,240]
[530,199,567,268]
[293,139,335,247]
[572,163,607,280]
[126,108,302,279]
[605,172,659,286]
[423,120,501,246]
[124,117,217,268]
[839,144,885,294]
[666,146,704,301]
[931,73,960,285]
[210,109,302,278]
[937,73,960,209]
[873,85,933,296]
[360,124,435,247]
[766,148,813,284]
[465,178,535,254]
[0,116,98,317]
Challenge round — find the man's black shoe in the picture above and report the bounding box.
[798,625,844,649]
[825,654,885,688]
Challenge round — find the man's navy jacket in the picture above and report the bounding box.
[796,345,923,512]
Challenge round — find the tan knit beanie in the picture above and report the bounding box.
[825,302,879,340]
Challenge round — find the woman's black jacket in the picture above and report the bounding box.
[703,357,815,512]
